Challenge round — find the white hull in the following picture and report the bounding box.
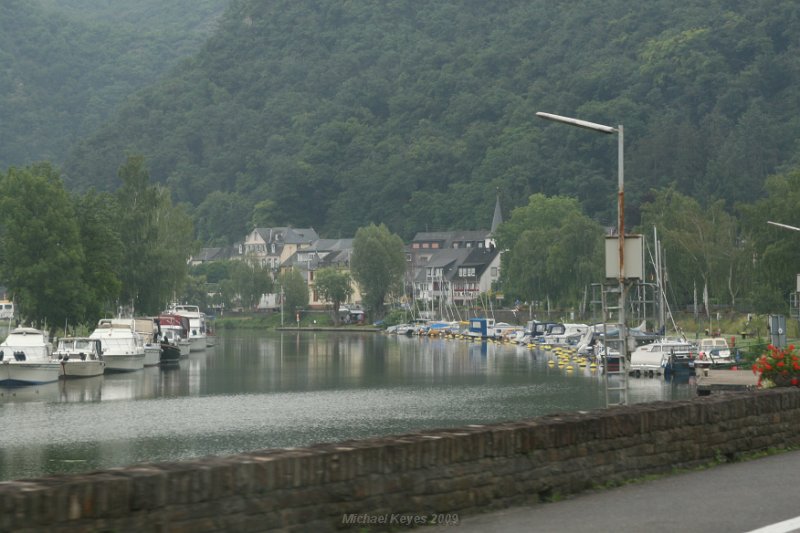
[189,336,206,352]
[179,340,191,357]
[59,360,105,378]
[103,353,145,373]
[143,345,161,366]
[0,361,60,385]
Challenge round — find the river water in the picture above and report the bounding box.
[0,331,695,481]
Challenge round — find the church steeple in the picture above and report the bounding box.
[490,189,502,233]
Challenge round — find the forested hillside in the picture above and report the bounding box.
[57,0,800,244]
[0,0,227,169]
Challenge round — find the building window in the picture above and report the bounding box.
[432,243,440,249]
[422,243,430,249]
[412,243,420,249]
[491,267,498,277]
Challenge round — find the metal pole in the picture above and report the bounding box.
[617,125,626,356]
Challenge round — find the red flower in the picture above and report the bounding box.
[792,377,798,386]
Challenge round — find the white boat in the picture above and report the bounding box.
[133,317,161,366]
[697,337,732,361]
[157,314,191,356]
[0,300,14,320]
[0,327,58,386]
[542,323,590,346]
[166,303,207,352]
[89,320,145,373]
[630,338,695,377]
[52,337,105,378]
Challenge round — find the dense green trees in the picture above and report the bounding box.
[495,194,604,310]
[278,268,309,317]
[0,164,85,332]
[314,268,353,325]
[74,190,124,324]
[0,0,226,170]
[739,170,800,312]
[52,0,800,245]
[351,224,406,319]
[639,188,752,311]
[7,1,800,316]
[114,156,195,314]
[228,259,273,310]
[0,159,195,329]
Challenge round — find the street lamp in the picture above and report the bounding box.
[536,111,628,356]
[536,112,625,281]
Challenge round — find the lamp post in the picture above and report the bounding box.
[536,112,627,350]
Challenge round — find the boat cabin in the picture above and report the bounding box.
[468,318,495,339]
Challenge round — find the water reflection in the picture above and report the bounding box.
[0,332,695,481]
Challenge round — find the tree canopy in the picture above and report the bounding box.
[495,194,604,309]
[278,268,309,317]
[351,223,406,319]
[314,268,353,325]
[0,164,85,331]
[0,0,226,171]
[48,0,800,244]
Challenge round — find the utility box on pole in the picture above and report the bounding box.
[604,234,644,280]
[769,314,787,349]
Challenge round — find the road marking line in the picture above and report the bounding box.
[746,516,800,533]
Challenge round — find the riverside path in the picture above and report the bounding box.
[432,449,800,533]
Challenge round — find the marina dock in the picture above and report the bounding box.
[696,369,758,395]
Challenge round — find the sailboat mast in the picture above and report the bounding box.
[654,227,665,332]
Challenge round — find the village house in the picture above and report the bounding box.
[282,238,363,310]
[409,195,503,310]
[189,194,504,315]
[239,227,319,272]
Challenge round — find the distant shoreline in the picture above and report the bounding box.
[275,326,381,332]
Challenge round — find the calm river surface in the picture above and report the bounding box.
[0,330,695,481]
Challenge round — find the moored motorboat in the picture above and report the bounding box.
[165,303,207,352]
[157,314,191,356]
[89,320,145,373]
[159,339,181,366]
[52,337,105,378]
[630,338,695,377]
[0,327,58,386]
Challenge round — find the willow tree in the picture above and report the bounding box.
[494,194,603,311]
[739,170,800,312]
[639,187,750,309]
[351,223,406,319]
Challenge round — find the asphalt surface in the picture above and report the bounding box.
[429,449,800,533]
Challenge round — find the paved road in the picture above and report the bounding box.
[431,449,800,533]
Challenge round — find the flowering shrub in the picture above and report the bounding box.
[752,344,800,388]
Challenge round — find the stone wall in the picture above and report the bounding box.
[3,389,800,532]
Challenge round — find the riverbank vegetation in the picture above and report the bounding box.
[5,2,800,327]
